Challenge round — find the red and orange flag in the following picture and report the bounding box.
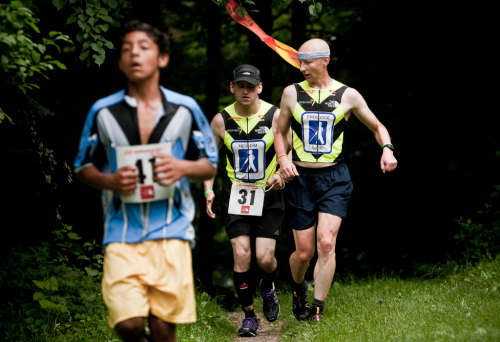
[225,0,300,69]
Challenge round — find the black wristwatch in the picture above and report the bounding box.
[382,143,394,151]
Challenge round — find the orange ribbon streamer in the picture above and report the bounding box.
[225,0,300,69]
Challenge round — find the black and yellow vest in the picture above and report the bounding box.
[291,80,348,163]
[221,101,278,184]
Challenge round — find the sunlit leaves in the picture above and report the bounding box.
[50,60,67,70]
[0,107,13,124]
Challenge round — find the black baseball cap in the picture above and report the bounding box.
[232,64,261,85]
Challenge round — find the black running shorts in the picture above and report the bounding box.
[285,163,353,231]
[222,177,285,240]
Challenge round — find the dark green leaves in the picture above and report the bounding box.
[92,53,105,66]
[50,0,120,66]
[309,2,322,17]
[0,0,71,121]
[103,40,113,49]
[236,7,247,17]
[0,108,13,124]
[85,7,95,16]
[107,0,117,9]
[98,23,108,32]
[52,0,66,11]
[66,14,77,24]
[31,50,40,63]
[79,49,90,61]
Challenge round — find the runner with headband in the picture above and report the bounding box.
[274,38,398,322]
[204,64,292,337]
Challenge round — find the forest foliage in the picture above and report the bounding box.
[0,0,499,304]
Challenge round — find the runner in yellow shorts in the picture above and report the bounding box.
[74,20,218,342]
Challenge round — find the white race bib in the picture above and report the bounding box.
[302,111,336,154]
[115,142,174,203]
[228,182,264,216]
[231,140,266,182]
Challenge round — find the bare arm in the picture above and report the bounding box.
[152,157,217,184]
[203,113,225,218]
[266,108,294,190]
[343,88,397,173]
[275,85,299,181]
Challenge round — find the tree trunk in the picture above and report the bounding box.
[291,0,308,50]
[247,0,273,102]
[195,3,222,294]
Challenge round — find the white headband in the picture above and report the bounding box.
[297,49,330,60]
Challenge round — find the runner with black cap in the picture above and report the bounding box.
[204,64,292,337]
[274,38,398,322]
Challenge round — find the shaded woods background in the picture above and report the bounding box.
[1,0,497,308]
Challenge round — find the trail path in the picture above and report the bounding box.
[228,311,283,342]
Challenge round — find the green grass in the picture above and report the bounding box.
[2,290,234,342]
[277,258,500,341]
[177,292,234,342]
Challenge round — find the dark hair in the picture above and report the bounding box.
[119,20,170,55]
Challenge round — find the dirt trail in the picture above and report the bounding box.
[228,311,283,342]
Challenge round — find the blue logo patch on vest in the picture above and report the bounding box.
[232,140,266,182]
[302,112,336,154]
[239,148,259,173]
[308,121,327,145]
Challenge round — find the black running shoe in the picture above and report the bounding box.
[237,316,260,337]
[261,284,280,322]
[308,306,323,322]
[292,288,310,321]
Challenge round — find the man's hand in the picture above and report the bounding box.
[108,166,140,196]
[152,153,188,186]
[380,149,397,173]
[278,157,299,182]
[206,191,216,218]
[266,174,283,191]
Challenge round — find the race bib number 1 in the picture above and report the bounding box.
[228,182,264,216]
[115,142,174,203]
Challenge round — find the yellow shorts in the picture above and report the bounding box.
[102,239,196,328]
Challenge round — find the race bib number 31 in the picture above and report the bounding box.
[302,111,336,154]
[228,182,264,216]
[115,142,174,203]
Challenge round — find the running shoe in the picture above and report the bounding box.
[292,288,310,321]
[261,283,280,322]
[237,316,260,337]
[308,306,323,322]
